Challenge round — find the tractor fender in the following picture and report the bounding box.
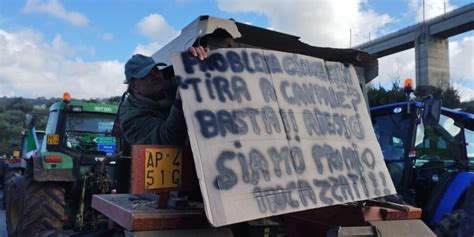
[33,156,74,182]
[5,159,27,172]
[459,184,474,237]
[431,171,474,223]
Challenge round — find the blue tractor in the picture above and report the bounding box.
[370,93,474,236]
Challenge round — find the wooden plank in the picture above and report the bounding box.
[92,194,208,231]
[380,206,422,220]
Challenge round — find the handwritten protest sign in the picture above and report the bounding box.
[172,48,396,227]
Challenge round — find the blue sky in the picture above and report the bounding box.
[0,0,472,100]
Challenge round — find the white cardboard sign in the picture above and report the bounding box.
[172,48,396,227]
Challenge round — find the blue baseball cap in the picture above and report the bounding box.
[124,54,166,84]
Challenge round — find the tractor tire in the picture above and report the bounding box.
[18,172,65,237]
[6,175,24,237]
[4,169,22,184]
[0,158,5,186]
[3,170,22,209]
[433,210,463,237]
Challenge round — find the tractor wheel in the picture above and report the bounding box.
[6,175,24,237]
[433,210,463,237]
[4,169,22,185]
[18,172,65,237]
[3,170,22,209]
[0,158,5,186]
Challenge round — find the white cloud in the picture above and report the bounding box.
[52,34,75,57]
[453,82,474,102]
[22,0,89,27]
[50,34,96,57]
[102,33,114,42]
[217,0,392,47]
[450,36,474,102]
[409,0,455,22]
[133,14,179,57]
[449,36,474,82]
[137,14,178,43]
[0,29,125,99]
[374,49,416,86]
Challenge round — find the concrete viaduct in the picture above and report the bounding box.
[356,3,474,89]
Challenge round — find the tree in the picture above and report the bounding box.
[442,87,461,109]
[367,83,469,112]
[415,85,442,99]
[367,82,405,107]
[8,97,33,113]
[461,101,474,113]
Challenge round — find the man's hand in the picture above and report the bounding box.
[176,89,181,101]
[188,46,209,60]
[177,46,208,101]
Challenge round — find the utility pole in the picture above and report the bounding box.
[350,28,352,48]
[444,1,446,15]
[423,0,426,22]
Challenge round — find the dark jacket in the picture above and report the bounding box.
[119,93,187,145]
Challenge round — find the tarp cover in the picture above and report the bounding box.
[172,48,396,227]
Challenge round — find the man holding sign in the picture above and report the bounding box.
[118,44,395,227]
[117,46,209,208]
[118,46,208,146]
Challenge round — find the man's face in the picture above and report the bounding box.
[132,67,172,101]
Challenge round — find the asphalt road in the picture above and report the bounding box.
[0,191,7,237]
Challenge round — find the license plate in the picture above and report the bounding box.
[144,148,182,189]
[47,134,60,145]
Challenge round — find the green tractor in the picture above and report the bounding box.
[6,93,130,237]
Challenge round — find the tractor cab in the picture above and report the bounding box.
[42,94,118,158]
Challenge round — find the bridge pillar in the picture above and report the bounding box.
[415,28,450,89]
